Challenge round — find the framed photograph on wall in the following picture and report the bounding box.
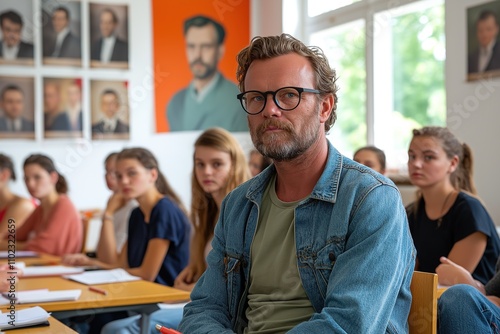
[0,0,34,66]
[0,76,35,139]
[152,0,250,133]
[43,77,83,139]
[467,0,500,81]
[89,3,129,69]
[41,0,82,67]
[90,80,129,140]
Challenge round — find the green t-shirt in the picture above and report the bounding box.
[245,176,315,333]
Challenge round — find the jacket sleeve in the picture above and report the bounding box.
[179,194,237,334]
[289,185,415,333]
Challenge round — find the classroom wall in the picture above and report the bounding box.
[3,0,499,225]
[2,0,253,212]
[445,0,500,224]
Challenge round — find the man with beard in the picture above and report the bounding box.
[180,34,415,333]
[165,15,247,132]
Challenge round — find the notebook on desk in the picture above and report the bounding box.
[21,265,84,278]
[0,306,50,330]
[64,268,141,285]
[0,289,82,305]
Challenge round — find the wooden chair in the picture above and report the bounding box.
[80,209,102,254]
[408,271,438,334]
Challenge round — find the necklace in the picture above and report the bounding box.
[436,190,455,228]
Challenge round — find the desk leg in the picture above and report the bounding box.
[141,312,151,334]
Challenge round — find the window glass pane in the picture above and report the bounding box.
[310,20,366,157]
[308,0,361,17]
[374,1,445,174]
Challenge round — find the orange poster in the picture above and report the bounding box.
[152,0,250,132]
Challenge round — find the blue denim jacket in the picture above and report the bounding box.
[180,142,415,333]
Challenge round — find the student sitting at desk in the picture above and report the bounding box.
[63,147,191,333]
[0,153,36,240]
[97,152,138,261]
[1,154,82,256]
[65,152,137,264]
[101,128,251,334]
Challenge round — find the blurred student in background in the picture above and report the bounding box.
[0,153,35,239]
[248,148,272,177]
[63,147,191,333]
[353,145,386,175]
[95,152,138,262]
[101,128,251,333]
[406,126,500,285]
[1,154,82,255]
[64,152,138,265]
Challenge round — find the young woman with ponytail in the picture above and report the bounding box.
[64,147,190,285]
[6,154,82,256]
[63,147,190,333]
[406,126,500,285]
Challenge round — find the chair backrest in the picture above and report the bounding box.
[408,271,438,334]
[80,209,102,254]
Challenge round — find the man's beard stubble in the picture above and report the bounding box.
[250,107,321,162]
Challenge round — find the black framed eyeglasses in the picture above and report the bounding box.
[236,86,322,115]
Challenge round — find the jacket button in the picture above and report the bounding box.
[329,252,335,262]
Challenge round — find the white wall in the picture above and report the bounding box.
[446,0,500,224]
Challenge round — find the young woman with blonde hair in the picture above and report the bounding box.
[102,128,250,334]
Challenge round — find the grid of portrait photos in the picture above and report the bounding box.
[0,0,130,140]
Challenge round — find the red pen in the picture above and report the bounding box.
[88,286,107,295]
[155,324,181,334]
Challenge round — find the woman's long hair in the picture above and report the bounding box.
[190,128,250,278]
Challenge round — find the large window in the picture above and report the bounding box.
[286,0,445,174]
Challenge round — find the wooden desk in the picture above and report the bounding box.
[5,277,190,334]
[3,316,77,333]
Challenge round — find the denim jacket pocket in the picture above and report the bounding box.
[313,238,345,298]
[224,254,244,322]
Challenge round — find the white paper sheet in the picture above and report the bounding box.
[64,268,141,285]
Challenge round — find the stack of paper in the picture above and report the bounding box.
[0,289,81,305]
[65,268,141,285]
[0,306,50,330]
[21,265,84,278]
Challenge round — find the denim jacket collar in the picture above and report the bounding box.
[246,140,341,204]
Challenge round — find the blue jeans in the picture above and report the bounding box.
[101,307,184,334]
[438,284,500,334]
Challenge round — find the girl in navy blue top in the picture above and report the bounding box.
[63,147,190,333]
[64,147,190,283]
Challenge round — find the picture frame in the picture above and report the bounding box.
[467,0,500,81]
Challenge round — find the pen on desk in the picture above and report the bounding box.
[88,286,107,295]
[155,324,181,334]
